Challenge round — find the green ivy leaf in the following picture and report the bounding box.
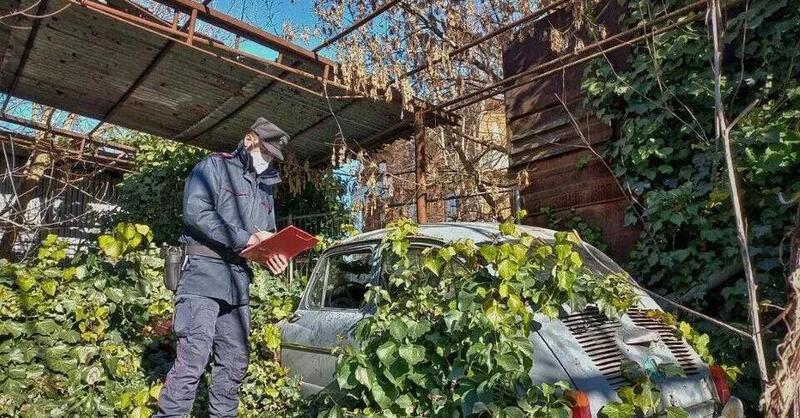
[0,320,25,337]
[600,403,636,418]
[395,393,414,410]
[497,259,518,279]
[15,274,35,292]
[499,221,517,236]
[98,235,122,260]
[439,246,456,262]
[479,245,498,262]
[665,406,690,418]
[355,365,372,387]
[389,319,408,341]
[41,279,57,296]
[423,257,443,276]
[376,341,398,366]
[398,344,425,366]
[496,354,519,371]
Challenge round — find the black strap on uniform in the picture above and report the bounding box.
[184,244,246,264]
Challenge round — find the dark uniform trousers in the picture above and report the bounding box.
[157,295,251,417]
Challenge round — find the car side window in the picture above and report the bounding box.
[306,249,374,310]
[381,243,468,294]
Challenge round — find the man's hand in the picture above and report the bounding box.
[247,230,273,247]
[264,253,288,275]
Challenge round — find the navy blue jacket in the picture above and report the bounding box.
[177,145,280,305]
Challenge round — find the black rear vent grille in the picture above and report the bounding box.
[561,307,627,387]
[627,308,700,376]
[561,307,701,388]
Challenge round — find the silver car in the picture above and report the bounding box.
[278,222,744,417]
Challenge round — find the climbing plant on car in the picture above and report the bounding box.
[582,0,800,403]
[599,360,690,418]
[315,217,643,417]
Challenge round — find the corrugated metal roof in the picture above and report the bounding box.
[0,0,410,162]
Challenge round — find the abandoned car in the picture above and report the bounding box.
[277,222,744,417]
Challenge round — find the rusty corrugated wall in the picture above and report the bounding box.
[501,0,639,261]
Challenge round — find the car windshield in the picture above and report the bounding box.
[571,241,628,277]
[306,249,375,310]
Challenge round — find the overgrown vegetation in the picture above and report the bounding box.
[314,217,649,417]
[1,217,738,417]
[114,134,208,245]
[582,0,800,405]
[113,134,351,245]
[0,223,304,417]
[541,207,607,252]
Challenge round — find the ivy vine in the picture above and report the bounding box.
[315,217,642,417]
[582,0,800,404]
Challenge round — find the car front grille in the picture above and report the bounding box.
[561,307,701,388]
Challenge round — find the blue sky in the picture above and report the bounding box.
[209,0,331,59]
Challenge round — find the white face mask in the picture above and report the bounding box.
[251,151,273,174]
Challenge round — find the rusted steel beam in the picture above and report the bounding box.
[186,8,197,45]
[414,110,427,223]
[0,132,136,173]
[432,0,708,113]
[401,0,569,80]
[313,0,402,52]
[1,0,50,112]
[0,112,136,153]
[74,0,333,99]
[150,0,333,67]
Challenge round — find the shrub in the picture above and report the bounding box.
[0,223,304,417]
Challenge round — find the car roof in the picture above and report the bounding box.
[335,222,559,246]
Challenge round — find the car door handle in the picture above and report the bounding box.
[287,312,302,323]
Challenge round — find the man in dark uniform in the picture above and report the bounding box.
[155,117,290,417]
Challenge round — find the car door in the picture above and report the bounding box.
[279,242,379,394]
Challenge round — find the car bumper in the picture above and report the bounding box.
[716,396,744,418]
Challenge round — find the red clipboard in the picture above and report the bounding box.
[240,225,318,263]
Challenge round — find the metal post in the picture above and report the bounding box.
[186,9,198,45]
[512,187,521,224]
[286,213,293,284]
[414,110,427,223]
